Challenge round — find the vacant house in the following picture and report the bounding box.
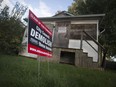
[21,11,105,68]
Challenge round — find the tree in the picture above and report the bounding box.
[0,6,24,55]
[68,0,116,57]
[69,0,108,15]
[68,2,78,15]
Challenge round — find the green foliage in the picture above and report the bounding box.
[68,0,116,56]
[68,2,78,15]
[0,55,116,87]
[70,0,108,15]
[0,7,24,55]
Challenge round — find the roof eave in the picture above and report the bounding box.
[39,14,105,21]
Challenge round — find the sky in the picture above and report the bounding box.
[1,0,74,18]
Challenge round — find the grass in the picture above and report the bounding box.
[0,55,116,87]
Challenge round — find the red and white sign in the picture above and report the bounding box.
[28,10,52,57]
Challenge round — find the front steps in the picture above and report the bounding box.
[52,48,99,68]
[76,49,99,68]
[20,47,99,68]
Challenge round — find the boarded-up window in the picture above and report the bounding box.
[70,24,97,40]
[53,21,70,48]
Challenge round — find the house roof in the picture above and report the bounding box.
[38,14,105,22]
[53,11,74,17]
[24,11,105,22]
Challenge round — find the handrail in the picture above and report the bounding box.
[83,31,105,51]
[81,30,107,67]
[84,38,98,53]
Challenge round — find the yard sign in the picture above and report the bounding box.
[28,10,52,57]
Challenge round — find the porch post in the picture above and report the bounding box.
[80,30,83,49]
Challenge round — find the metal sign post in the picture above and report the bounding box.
[47,57,50,75]
[37,56,41,86]
[38,57,41,76]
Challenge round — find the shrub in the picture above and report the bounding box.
[0,7,24,55]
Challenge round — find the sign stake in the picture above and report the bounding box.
[47,58,49,75]
[37,56,41,85]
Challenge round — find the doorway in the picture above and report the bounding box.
[60,51,75,65]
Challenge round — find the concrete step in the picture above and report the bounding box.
[92,62,99,68]
[87,57,93,68]
[82,53,88,68]
[82,50,99,68]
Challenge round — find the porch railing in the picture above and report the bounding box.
[80,30,107,67]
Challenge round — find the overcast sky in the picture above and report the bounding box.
[1,0,73,18]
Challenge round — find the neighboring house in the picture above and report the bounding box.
[21,11,105,68]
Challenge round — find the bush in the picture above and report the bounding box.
[0,8,24,55]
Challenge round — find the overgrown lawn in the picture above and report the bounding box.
[0,55,116,87]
